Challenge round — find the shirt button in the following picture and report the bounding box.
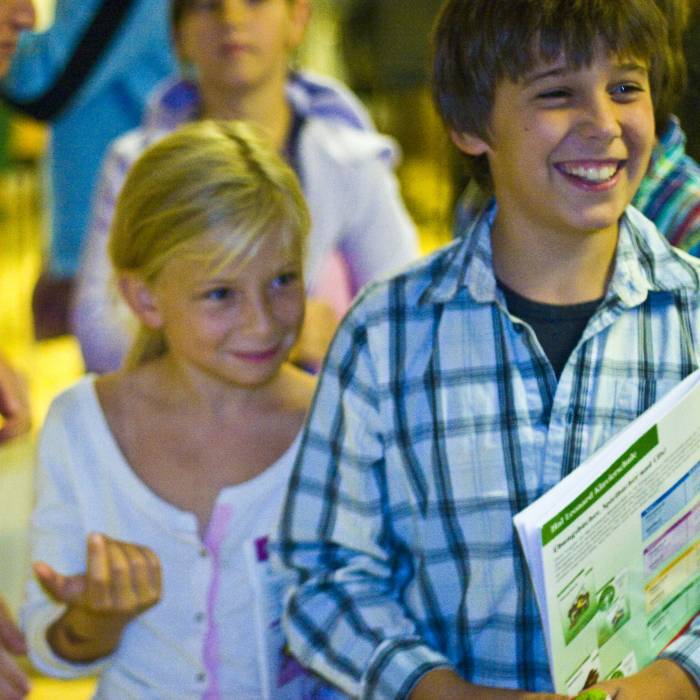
[194,612,205,623]
[566,407,575,423]
[199,547,208,558]
[196,672,207,683]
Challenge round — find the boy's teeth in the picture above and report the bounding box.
[560,163,617,182]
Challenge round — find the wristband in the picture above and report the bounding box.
[575,691,611,700]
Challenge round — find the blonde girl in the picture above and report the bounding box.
[22,120,327,699]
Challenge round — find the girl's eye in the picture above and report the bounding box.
[271,271,299,290]
[204,287,234,301]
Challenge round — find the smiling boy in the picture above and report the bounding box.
[273,1,700,698]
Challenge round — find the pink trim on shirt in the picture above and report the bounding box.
[202,503,234,700]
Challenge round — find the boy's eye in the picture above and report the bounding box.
[610,82,644,99]
[190,0,221,11]
[537,89,571,101]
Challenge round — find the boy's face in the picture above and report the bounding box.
[456,47,655,243]
[176,0,309,95]
[0,0,35,77]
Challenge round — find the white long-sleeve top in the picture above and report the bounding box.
[21,375,330,699]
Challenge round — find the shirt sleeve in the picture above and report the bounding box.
[680,224,700,259]
[337,155,419,295]
[271,304,450,700]
[1,0,174,111]
[658,615,700,691]
[2,0,105,99]
[70,140,136,373]
[20,399,111,678]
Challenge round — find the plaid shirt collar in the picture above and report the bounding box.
[423,201,700,310]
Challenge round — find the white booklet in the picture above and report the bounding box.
[514,369,700,696]
[245,535,339,700]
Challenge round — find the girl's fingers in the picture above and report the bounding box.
[32,562,85,605]
[104,540,137,613]
[84,534,161,614]
[86,533,112,609]
[128,546,160,606]
[141,547,162,601]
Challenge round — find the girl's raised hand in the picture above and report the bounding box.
[33,533,161,662]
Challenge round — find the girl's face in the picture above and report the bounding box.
[175,0,309,94]
[147,228,305,390]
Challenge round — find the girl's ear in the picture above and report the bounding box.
[288,0,311,49]
[118,273,163,329]
[450,129,490,156]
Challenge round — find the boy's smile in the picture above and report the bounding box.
[457,48,655,249]
[555,159,622,190]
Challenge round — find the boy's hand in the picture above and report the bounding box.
[410,668,569,699]
[581,659,699,700]
[34,533,161,661]
[0,598,29,699]
[0,356,30,444]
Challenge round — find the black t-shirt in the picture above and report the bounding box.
[499,280,602,379]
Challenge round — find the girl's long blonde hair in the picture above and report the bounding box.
[109,119,310,369]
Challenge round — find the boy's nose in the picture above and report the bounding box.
[578,95,622,141]
[11,0,35,30]
[220,0,246,25]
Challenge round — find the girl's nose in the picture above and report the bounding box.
[242,294,275,336]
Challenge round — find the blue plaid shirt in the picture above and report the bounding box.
[273,205,700,699]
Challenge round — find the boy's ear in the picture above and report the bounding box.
[118,273,163,330]
[288,0,311,48]
[450,129,490,157]
[172,26,187,63]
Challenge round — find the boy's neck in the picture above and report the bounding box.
[199,76,292,152]
[490,217,618,305]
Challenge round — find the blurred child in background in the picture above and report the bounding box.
[72,0,418,374]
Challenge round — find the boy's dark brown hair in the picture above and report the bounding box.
[171,0,296,28]
[653,0,693,130]
[171,0,188,28]
[432,0,669,190]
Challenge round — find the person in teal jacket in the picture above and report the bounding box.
[0,0,176,338]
